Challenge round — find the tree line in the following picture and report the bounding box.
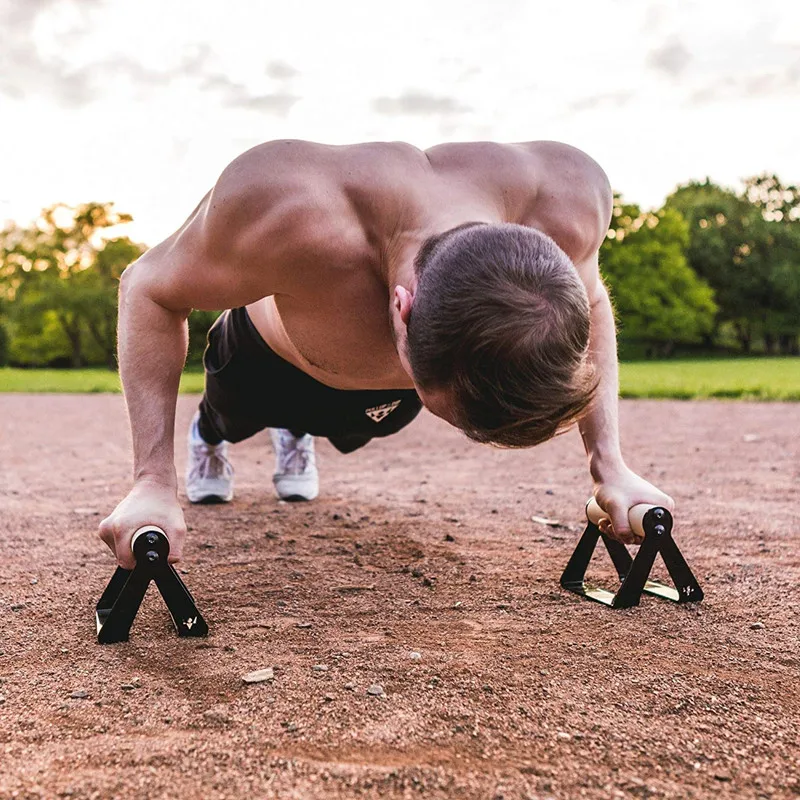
[0,174,798,368]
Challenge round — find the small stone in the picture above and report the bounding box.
[70,690,89,699]
[366,684,385,696]
[323,694,335,702]
[531,515,562,527]
[10,604,25,612]
[120,684,136,691]
[30,578,38,585]
[743,434,760,443]
[0,695,5,705]
[344,682,356,691]
[409,651,422,661]
[223,645,236,652]
[283,721,298,732]
[295,622,313,629]
[557,731,571,741]
[545,489,554,495]
[312,664,329,673]
[203,707,231,725]
[750,622,765,630]
[422,577,434,587]
[242,668,275,684]
[444,533,455,542]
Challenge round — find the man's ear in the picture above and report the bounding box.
[394,285,415,325]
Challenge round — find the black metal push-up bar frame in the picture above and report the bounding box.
[96,526,209,644]
[560,499,704,609]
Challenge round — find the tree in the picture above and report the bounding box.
[742,174,800,223]
[600,196,717,356]
[666,179,800,353]
[0,203,145,367]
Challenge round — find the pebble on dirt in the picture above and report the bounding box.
[312,664,329,673]
[750,621,765,630]
[367,684,385,696]
[242,668,275,684]
[409,651,422,661]
[70,690,89,699]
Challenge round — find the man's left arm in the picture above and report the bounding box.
[577,259,674,544]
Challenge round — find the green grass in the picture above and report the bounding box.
[619,357,800,401]
[0,357,798,400]
[0,367,205,394]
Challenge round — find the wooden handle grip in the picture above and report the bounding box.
[585,498,660,538]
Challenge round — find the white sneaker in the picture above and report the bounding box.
[186,413,234,504]
[270,428,319,501]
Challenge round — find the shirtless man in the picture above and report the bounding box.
[99,140,674,570]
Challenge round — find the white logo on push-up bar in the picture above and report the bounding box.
[365,400,401,423]
[184,617,198,629]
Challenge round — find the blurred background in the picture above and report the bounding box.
[0,0,798,392]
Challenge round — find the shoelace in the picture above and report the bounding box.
[276,431,315,475]
[189,442,233,481]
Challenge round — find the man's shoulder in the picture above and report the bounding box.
[520,141,613,261]
[199,142,392,280]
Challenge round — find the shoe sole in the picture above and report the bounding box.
[189,494,232,505]
[280,494,313,503]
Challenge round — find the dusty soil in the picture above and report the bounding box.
[0,395,798,800]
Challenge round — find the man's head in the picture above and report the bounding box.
[392,222,597,447]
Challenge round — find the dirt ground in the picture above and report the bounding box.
[0,395,798,800]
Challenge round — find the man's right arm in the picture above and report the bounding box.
[98,240,194,569]
[98,158,297,568]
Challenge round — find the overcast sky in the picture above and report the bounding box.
[1,0,798,244]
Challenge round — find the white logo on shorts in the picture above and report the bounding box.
[365,400,402,423]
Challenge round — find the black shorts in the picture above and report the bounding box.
[198,307,423,453]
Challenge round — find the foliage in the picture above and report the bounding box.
[666,179,800,354]
[0,203,144,367]
[600,198,717,355]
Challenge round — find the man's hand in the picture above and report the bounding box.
[99,481,186,569]
[593,465,675,545]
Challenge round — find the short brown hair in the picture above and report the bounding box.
[407,222,597,447]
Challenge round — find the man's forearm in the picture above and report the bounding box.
[578,284,625,481]
[118,264,189,489]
